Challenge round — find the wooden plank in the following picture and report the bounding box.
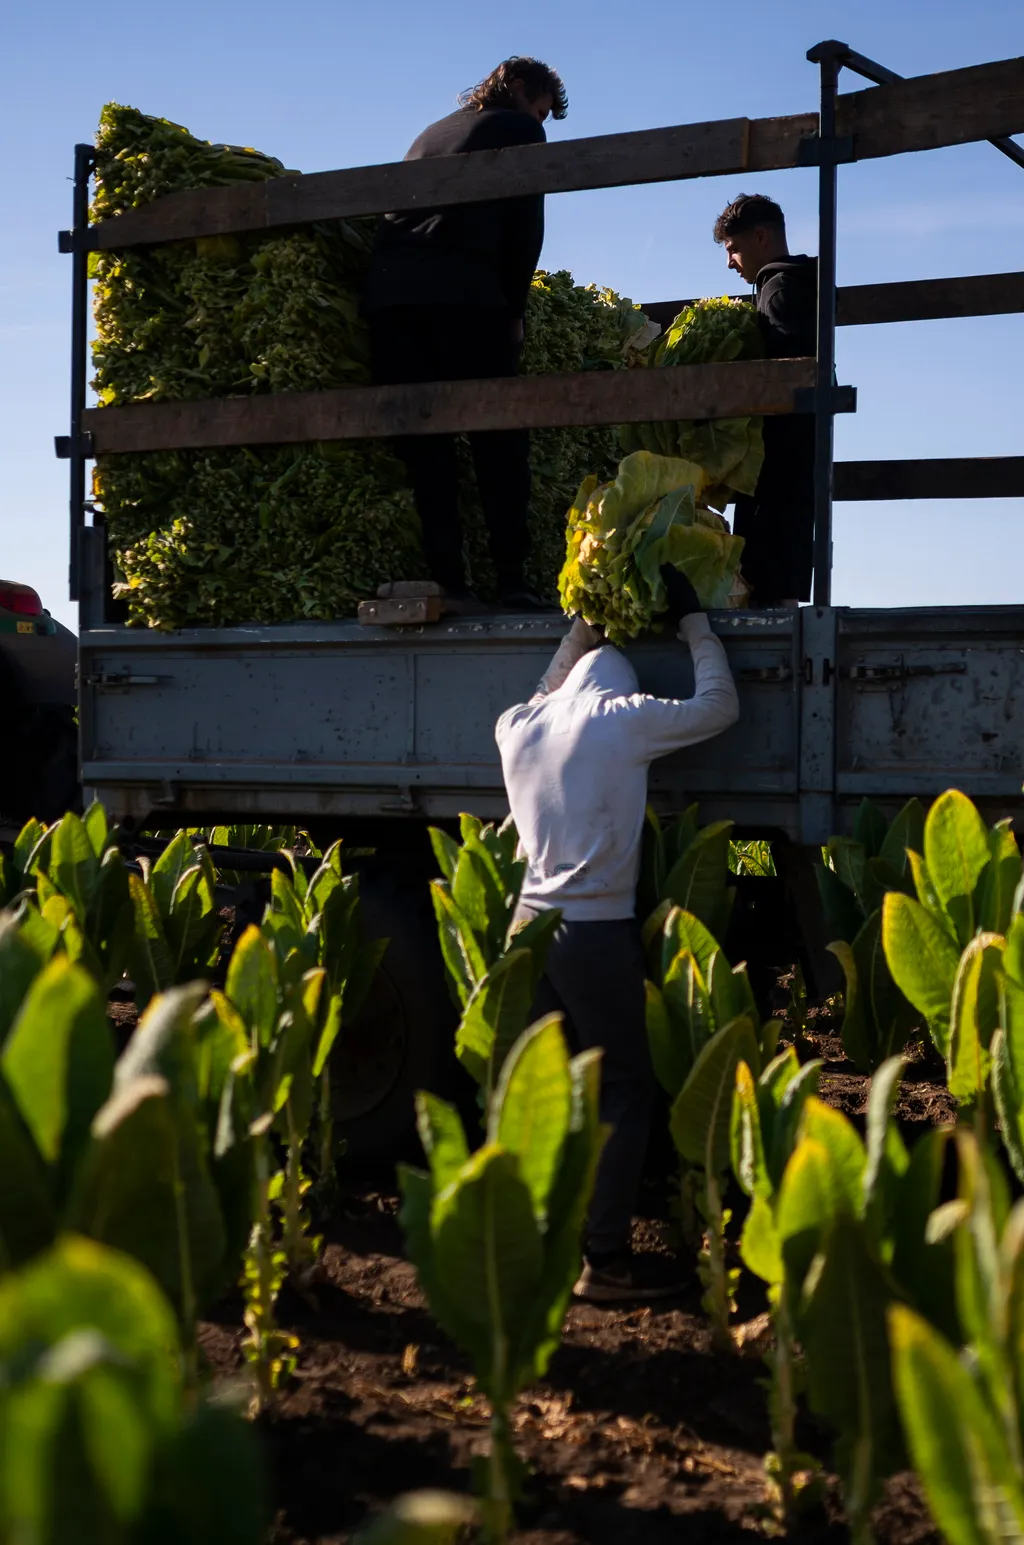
[834,458,1024,501]
[837,271,1024,326]
[358,596,443,626]
[82,358,816,455]
[834,54,1024,161]
[643,272,1024,333]
[85,118,752,251]
[82,56,1024,251]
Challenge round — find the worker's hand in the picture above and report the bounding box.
[659,564,702,626]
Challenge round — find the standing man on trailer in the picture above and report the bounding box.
[713,194,818,608]
[365,57,568,612]
[495,569,739,1302]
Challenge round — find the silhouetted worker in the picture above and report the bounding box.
[713,193,818,607]
[496,569,739,1302]
[365,57,568,611]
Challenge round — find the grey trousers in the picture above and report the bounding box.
[515,905,656,1257]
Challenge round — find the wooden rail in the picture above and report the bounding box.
[82,358,817,454]
[834,457,1024,501]
[643,272,1024,332]
[84,55,1024,251]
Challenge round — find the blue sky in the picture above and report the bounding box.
[4,0,1022,627]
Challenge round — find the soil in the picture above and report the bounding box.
[192,1011,952,1545]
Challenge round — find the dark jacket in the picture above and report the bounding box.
[364,106,547,320]
[754,254,818,359]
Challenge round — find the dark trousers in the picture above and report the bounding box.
[368,305,531,593]
[516,906,656,1257]
[734,413,816,604]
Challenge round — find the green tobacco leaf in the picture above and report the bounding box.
[150,830,195,920]
[0,1067,57,1266]
[776,1137,846,1299]
[645,980,689,1099]
[126,873,175,1011]
[224,926,279,1047]
[0,913,48,1049]
[662,949,715,1075]
[708,952,759,1036]
[977,822,1021,938]
[144,1398,268,1545]
[801,1218,903,1528]
[14,817,48,876]
[451,846,505,958]
[661,821,734,940]
[832,908,917,1073]
[739,1194,783,1284]
[433,1145,544,1399]
[428,882,481,1008]
[889,1303,1024,1545]
[890,1128,959,1342]
[47,812,100,917]
[862,1056,909,1237]
[853,800,889,861]
[826,837,872,915]
[992,1030,1024,1186]
[670,1015,759,1172]
[882,893,961,1055]
[505,907,560,994]
[879,799,926,884]
[428,827,461,885]
[764,1055,823,1193]
[1,958,114,1199]
[924,789,991,946]
[491,1017,573,1222]
[798,1098,866,1217]
[455,949,534,1090]
[731,1058,769,1200]
[816,861,866,946]
[415,1092,470,1192]
[659,907,720,984]
[514,1047,606,1389]
[168,862,222,979]
[82,801,109,858]
[948,933,1003,1104]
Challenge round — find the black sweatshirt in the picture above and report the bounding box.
[364,107,547,320]
[751,255,818,505]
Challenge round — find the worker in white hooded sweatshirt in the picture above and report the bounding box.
[495,567,739,1303]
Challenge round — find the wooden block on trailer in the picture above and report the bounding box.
[358,595,444,626]
[375,580,445,599]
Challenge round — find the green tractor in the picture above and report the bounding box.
[0,577,78,828]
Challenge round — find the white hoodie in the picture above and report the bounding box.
[495,616,739,921]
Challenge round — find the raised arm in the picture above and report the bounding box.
[638,613,739,759]
[529,617,603,700]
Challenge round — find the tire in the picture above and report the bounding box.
[330,857,460,1166]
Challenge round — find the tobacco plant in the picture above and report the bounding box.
[400,1017,606,1542]
[639,803,735,943]
[890,1130,1024,1545]
[0,1235,266,1545]
[818,798,924,1070]
[645,905,774,1346]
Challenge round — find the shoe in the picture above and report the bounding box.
[497,584,554,612]
[572,1248,685,1304]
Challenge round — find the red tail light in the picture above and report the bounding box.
[0,581,43,616]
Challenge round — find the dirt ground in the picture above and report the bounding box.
[195,1008,953,1545]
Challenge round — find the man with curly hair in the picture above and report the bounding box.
[365,59,567,611]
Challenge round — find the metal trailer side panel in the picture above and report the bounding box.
[80,610,800,830]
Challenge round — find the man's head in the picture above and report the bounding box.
[713,193,789,284]
[459,57,568,125]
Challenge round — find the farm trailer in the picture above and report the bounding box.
[58,42,1024,1151]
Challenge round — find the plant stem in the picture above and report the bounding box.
[703,1171,734,1352]
[318,1063,333,1188]
[170,1136,198,1405]
[248,1134,276,1415]
[282,1101,304,1274]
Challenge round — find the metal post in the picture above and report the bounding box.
[807,44,844,608]
[67,144,94,603]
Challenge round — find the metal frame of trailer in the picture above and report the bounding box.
[57,43,1024,845]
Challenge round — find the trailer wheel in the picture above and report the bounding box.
[330,859,458,1165]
